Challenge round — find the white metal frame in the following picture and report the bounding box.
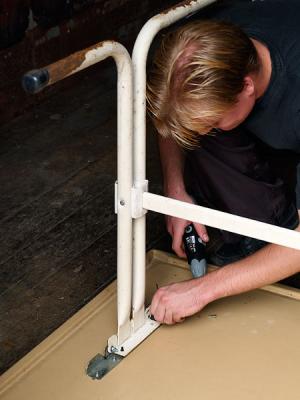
[25,41,135,347]
[109,0,300,356]
[24,0,300,358]
[131,0,219,333]
[109,0,220,355]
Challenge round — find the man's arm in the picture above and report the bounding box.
[158,135,186,198]
[159,135,209,257]
[150,223,300,324]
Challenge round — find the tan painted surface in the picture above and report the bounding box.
[1,250,300,400]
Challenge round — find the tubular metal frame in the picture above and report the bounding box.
[131,0,218,333]
[22,0,300,358]
[23,41,134,345]
[121,0,300,354]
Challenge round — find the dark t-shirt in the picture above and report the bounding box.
[193,0,300,207]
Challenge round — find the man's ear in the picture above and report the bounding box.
[243,76,255,97]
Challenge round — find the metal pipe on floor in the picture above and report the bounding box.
[131,0,217,331]
[23,41,134,344]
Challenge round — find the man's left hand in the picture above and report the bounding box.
[150,279,207,325]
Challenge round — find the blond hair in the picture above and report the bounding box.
[147,20,259,148]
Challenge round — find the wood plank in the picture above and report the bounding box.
[0,148,116,263]
[0,95,117,221]
[0,65,116,157]
[0,212,167,374]
[0,182,116,295]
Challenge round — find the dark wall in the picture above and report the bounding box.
[0,0,179,124]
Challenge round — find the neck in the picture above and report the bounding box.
[250,38,272,100]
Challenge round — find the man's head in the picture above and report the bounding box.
[147,20,260,147]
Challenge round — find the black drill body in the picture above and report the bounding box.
[183,224,207,278]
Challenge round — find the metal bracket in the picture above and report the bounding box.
[131,180,148,218]
[86,348,123,380]
[107,307,159,357]
[115,180,148,217]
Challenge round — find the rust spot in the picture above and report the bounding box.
[160,0,198,15]
[47,41,106,85]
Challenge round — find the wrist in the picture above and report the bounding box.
[195,271,222,307]
[164,182,186,199]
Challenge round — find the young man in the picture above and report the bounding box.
[147,0,300,324]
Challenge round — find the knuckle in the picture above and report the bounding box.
[172,244,179,253]
[156,287,165,298]
[161,294,169,305]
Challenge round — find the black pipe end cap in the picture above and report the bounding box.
[22,69,50,94]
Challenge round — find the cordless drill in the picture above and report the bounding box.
[183,224,207,278]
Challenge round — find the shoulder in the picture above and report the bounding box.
[192,1,300,42]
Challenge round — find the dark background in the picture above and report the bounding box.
[0,0,181,374]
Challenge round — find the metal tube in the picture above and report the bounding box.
[131,0,217,330]
[114,46,134,344]
[23,41,134,344]
[143,192,300,251]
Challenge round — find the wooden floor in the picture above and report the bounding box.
[0,63,170,374]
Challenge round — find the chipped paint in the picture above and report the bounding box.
[70,44,109,75]
[161,0,204,15]
[43,41,125,87]
[1,0,176,125]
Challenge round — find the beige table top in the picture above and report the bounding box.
[1,250,300,400]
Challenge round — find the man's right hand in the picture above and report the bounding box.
[158,136,208,257]
[166,191,209,258]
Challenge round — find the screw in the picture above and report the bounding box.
[120,200,125,206]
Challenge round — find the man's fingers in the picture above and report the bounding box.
[172,228,186,258]
[194,223,209,242]
[150,288,166,322]
[173,313,185,324]
[154,305,165,323]
[150,289,160,317]
[164,309,174,325]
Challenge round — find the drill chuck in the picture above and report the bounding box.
[183,224,207,278]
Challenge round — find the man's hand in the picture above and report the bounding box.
[151,220,300,325]
[150,279,207,325]
[158,136,209,256]
[166,191,209,257]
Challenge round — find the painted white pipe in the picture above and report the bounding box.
[24,41,134,345]
[53,41,134,343]
[64,41,135,344]
[79,43,134,342]
[131,0,217,330]
[143,193,300,250]
[61,41,135,344]
[112,44,134,344]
